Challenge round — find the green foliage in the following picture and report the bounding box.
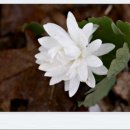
[79,16,130,107]
[79,76,116,107]
[117,21,130,49]
[23,22,44,37]
[108,43,130,77]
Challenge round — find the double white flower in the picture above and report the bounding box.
[35,12,115,97]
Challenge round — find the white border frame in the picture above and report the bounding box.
[0,2,130,129]
[0,112,130,129]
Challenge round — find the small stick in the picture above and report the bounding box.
[104,5,113,15]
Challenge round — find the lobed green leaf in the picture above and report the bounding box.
[79,76,116,107]
[107,43,130,77]
[79,17,130,107]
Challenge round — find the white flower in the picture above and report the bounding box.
[35,11,115,97]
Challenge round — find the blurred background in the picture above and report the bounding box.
[0,4,130,111]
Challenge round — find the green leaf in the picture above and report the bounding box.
[79,76,116,107]
[117,20,130,49]
[23,22,44,37]
[107,43,130,77]
[78,17,130,107]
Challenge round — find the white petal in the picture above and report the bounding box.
[64,80,69,91]
[81,23,99,46]
[35,52,44,59]
[66,68,77,79]
[79,29,89,46]
[48,46,61,58]
[44,23,81,59]
[88,35,93,43]
[67,11,79,43]
[36,59,42,64]
[56,51,70,64]
[66,59,80,79]
[93,24,99,33]
[39,63,51,71]
[45,66,68,77]
[69,77,80,97]
[91,65,108,75]
[78,65,88,82]
[49,76,63,85]
[38,36,59,49]
[88,39,102,53]
[89,104,101,112]
[94,43,115,56]
[86,55,103,67]
[70,59,80,69]
[39,63,59,71]
[83,23,99,37]
[83,23,93,38]
[38,46,46,52]
[35,54,49,64]
[35,52,49,62]
[43,23,73,47]
[86,71,95,88]
[64,45,81,60]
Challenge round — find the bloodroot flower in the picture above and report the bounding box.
[35,11,115,97]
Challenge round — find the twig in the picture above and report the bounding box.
[104,5,113,15]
